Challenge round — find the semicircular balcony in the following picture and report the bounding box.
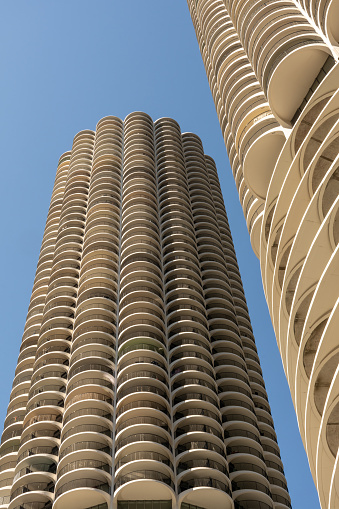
[116,405,171,440]
[8,485,54,509]
[176,448,228,478]
[170,339,213,366]
[65,382,113,412]
[265,40,332,126]
[63,401,113,436]
[229,457,268,482]
[16,435,59,467]
[114,426,172,466]
[84,226,120,253]
[321,0,339,43]
[53,470,110,509]
[86,193,120,219]
[231,477,273,508]
[236,109,284,199]
[58,431,112,471]
[22,407,63,442]
[116,378,170,412]
[174,426,226,461]
[227,439,265,466]
[114,449,174,486]
[72,319,115,350]
[28,377,66,404]
[34,344,72,377]
[25,391,65,417]
[172,366,218,398]
[66,371,114,404]
[0,439,20,471]
[117,339,166,371]
[116,392,171,430]
[163,240,198,263]
[92,149,122,171]
[178,471,233,509]
[174,417,224,447]
[19,421,61,453]
[170,355,215,384]
[113,470,175,508]
[211,330,243,354]
[10,457,56,492]
[118,327,165,360]
[224,422,262,451]
[0,448,17,475]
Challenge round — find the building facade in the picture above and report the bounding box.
[186,1,339,507]
[0,113,290,509]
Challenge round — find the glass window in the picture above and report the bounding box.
[117,502,172,509]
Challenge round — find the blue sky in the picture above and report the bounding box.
[0,2,319,507]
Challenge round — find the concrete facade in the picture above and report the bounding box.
[186,1,339,507]
[0,113,290,509]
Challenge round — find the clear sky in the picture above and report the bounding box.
[0,2,319,507]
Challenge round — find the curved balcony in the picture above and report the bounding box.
[20,423,61,446]
[53,474,110,509]
[234,500,273,509]
[118,341,166,367]
[117,379,169,404]
[115,450,173,471]
[113,470,175,507]
[177,456,228,476]
[178,475,233,509]
[232,479,272,498]
[65,386,113,411]
[243,121,285,199]
[266,42,331,125]
[9,484,54,509]
[61,420,112,442]
[229,461,268,479]
[175,437,225,458]
[17,443,59,464]
[175,422,223,441]
[58,438,111,461]
[115,468,174,491]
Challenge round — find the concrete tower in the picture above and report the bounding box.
[186,1,339,507]
[0,113,289,509]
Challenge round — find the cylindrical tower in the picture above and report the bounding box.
[186,0,339,507]
[0,114,290,509]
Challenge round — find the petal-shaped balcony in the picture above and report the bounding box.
[266,44,332,126]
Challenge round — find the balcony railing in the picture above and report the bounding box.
[178,477,231,496]
[235,478,271,497]
[116,433,171,451]
[176,440,224,456]
[55,478,110,498]
[114,469,174,490]
[177,457,228,475]
[11,481,54,500]
[59,441,111,459]
[116,399,170,418]
[115,450,173,469]
[58,459,112,477]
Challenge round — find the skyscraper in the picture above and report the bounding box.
[0,113,290,509]
[186,1,339,507]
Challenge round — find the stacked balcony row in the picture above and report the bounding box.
[261,71,339,508]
